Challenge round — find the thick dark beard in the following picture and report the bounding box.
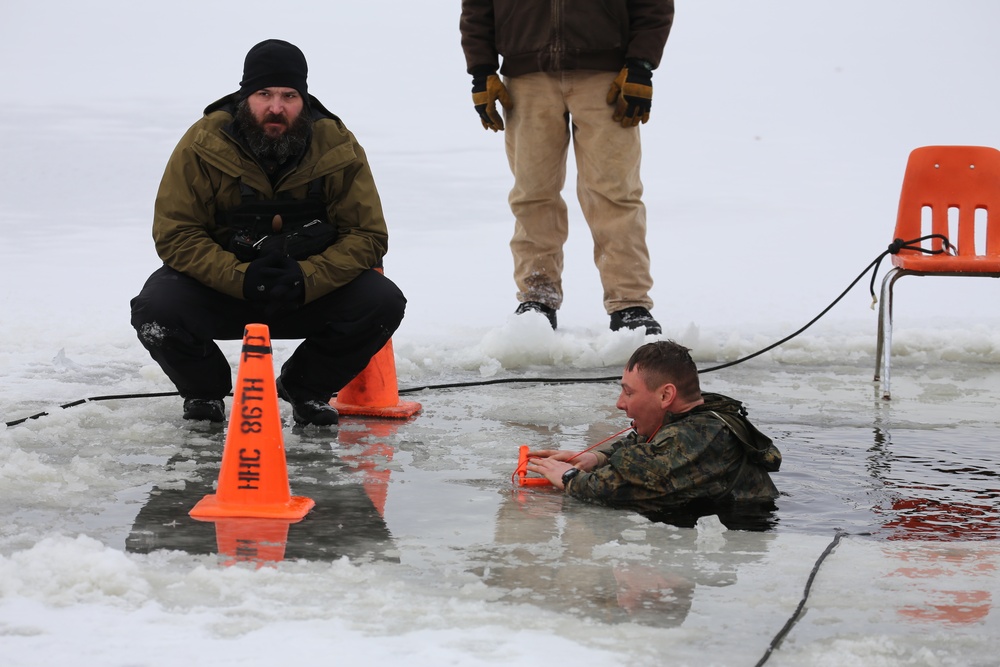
[235,99,312,166]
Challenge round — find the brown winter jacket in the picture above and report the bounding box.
[151,95,388,304]
[460,0,674,76]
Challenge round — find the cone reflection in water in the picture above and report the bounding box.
[190,323,315,520]
[339,419,403,518]
[212,518,294,567]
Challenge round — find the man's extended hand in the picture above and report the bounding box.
[526,455,576,489]
[527,449,602,471]
[607,62,653,127]
[472,73,512,132]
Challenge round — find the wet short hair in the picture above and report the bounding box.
[625,340,701,399]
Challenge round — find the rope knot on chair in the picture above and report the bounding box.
[887,234,953,256]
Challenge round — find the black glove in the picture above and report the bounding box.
[607,60,653,127]
[471,72,512,132]
[243,252,304,313]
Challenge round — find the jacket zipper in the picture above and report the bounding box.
[550,0,563,70]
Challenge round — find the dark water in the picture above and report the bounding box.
[103,370,1000,643]
[126,426,403,565]
[757,422,1000,541]
[125,376,1000,573]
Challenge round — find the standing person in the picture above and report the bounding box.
[526,341,781,521]
[130,39,406,426]
[459,0,674,333]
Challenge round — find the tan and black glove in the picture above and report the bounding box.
[471,72,512,132]
[607,60,653,127]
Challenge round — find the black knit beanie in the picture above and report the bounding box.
[238,39,308,99]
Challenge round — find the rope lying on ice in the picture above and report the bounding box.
[754,529,848,667]
[5,392,183,427]
[2,236,951,428]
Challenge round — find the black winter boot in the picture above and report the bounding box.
[515,301,557,329]
[610,307,662,335]
[276,377,339,426]
[182,398,225,423]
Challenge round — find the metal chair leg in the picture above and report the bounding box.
[874,285,887,383]
[876,268,904,400]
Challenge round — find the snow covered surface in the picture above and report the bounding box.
[2,2,1000,665]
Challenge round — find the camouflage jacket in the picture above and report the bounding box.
[565,393,780,513]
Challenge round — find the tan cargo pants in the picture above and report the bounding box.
[504,70,654,315]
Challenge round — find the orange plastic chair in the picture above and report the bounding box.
[875,145,1000,399]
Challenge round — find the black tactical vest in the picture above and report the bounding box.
[216,178,337,261]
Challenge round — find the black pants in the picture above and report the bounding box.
[130,265,406,401]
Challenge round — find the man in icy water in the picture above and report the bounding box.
[130,39,405,426]
[527,341,781,526]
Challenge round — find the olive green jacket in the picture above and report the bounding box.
[152,95,388,303]
[566,393,780,513]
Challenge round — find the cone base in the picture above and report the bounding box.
[189,494,316,520]
[517,477,553,487]
[330,399,422,419]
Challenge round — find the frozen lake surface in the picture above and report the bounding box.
[3,355,1000,666]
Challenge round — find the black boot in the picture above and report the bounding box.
[515,301,557,329]
[276,378,339,426]
[182,398,225,423]
[610,307,662,335]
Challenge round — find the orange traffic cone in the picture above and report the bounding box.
[331,267,420,419]
[331,337,421,418]
[190,323,315,520]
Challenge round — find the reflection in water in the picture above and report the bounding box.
[768,420,1000,540]
[883,498,1000,541]
[868,426,1000,541]
[643,500,778,532]
[126,427,400,566]
[886,544,998,626]
[117,379,999,638]
[466,489,774,628]
[206,518,302,566]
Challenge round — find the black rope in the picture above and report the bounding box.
[396,243,900,387]
[867,233,954,303]
[694,254,884,373]
[397,375,616,394]
[754,530,848,667]
[696,233,953,374]
[2,236,952,428]
[4,392,183,427]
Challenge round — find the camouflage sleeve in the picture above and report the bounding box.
[591,435,628,467]
[565,416,744,509]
